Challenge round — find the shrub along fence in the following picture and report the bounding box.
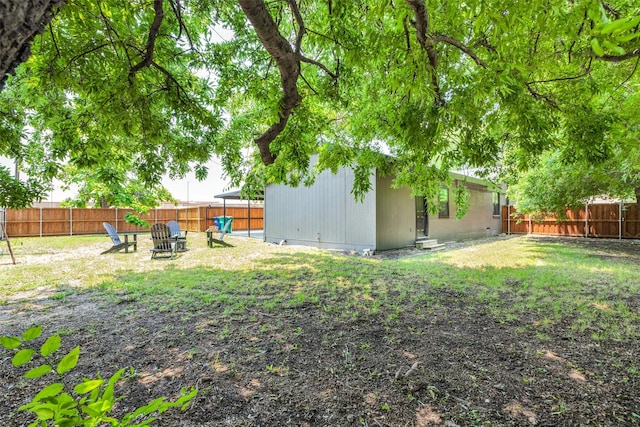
[502,203,640,239]
[0,205,263,238]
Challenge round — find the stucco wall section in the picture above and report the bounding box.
[428,183,503,242]
[375,173,416,250]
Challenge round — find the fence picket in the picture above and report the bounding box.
[4,205,263,237]
[503,203,638,240]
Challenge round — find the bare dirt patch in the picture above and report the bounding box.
[1,235,639,426]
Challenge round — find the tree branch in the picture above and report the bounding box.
[598,49,640,62]
[599,56,639,111]
[406,0,441,105]
[525,83,559,109]
[527,59,592,84]
[150,60,191,101]
[65,43,109,70]
[168,0,197,52]
[406,0,435,66]
[299,72,318,95]
[129,0,164,78]
[432,34,488,68]
[47,22,61,76]
[306,28,339,44]
[403,15,412,52]
[238,0,302,165]
[601,1,621,19]
[98,4,124,62]
[299,55,337,78]
[286,0,305,52]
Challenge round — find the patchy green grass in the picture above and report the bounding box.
[2,234,639,341]
[2,234,640,426]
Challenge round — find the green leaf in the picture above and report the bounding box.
[40,334,61,357]
[602,40,626,55]
[12,348,36,367]
[600,16,640,34]
[73,379,104,394]
[22,326,43,341]
[619,32,640,42]
[102,368,125,401]
[82,400,106,417]
[25,365,53,379]
[0,336,21,349]
[590,38,605,56]
[130,397,164,419]
[34,383,65,401]
[33,406,55,420]
[57,346,80,374]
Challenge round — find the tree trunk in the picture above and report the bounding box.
[0,0,66,90]
[238,0,302,165]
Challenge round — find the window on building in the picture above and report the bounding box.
[438,187,449,218]
[492,192,500,216]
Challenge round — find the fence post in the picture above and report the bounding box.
[115,208,118,233]
[528,215,532,235]
[619,202,622,240]
[69,207,73,236]
[40,207,43,237]
[585,202,588,238]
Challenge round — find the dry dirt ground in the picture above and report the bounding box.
[1,236,639,426]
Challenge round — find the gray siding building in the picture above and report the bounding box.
[264,160,505,252]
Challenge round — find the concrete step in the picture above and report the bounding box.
[415,238,438,245]
[416,239,446,251]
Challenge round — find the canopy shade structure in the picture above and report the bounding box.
[214,190,264,200]
[213,190,264,238]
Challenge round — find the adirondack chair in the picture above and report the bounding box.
[101,222,137,254]
[206,218,233,248]
[167,220,189,252]
[150,223,176,259]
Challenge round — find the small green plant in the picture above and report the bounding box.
[124,212,149,228]
[1,326,196,427]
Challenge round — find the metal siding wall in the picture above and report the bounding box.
[264,161,377,250]
[344,169,377,249]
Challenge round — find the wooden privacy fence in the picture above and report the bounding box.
[502,203,640,239]
[1,205,263,238]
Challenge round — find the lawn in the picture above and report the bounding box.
[1,234,639,426]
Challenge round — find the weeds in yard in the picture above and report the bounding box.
[2,234,640,425]
[3,234,640,342]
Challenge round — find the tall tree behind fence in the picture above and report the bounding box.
[3,205,263,237]
[502,203,640,239]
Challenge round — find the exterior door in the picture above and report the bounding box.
[415,197,429,238]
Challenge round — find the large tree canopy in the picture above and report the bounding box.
[1,0,639,211]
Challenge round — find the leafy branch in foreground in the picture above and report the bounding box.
[0,326,196,427]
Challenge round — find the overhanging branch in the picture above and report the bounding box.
[433,34,488,68]
[598,48,640,63]
[300,55,337,78]
[239,0,302,165]
[129,0,164,78]
[286,0,305,52]
[239,0,338,166]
